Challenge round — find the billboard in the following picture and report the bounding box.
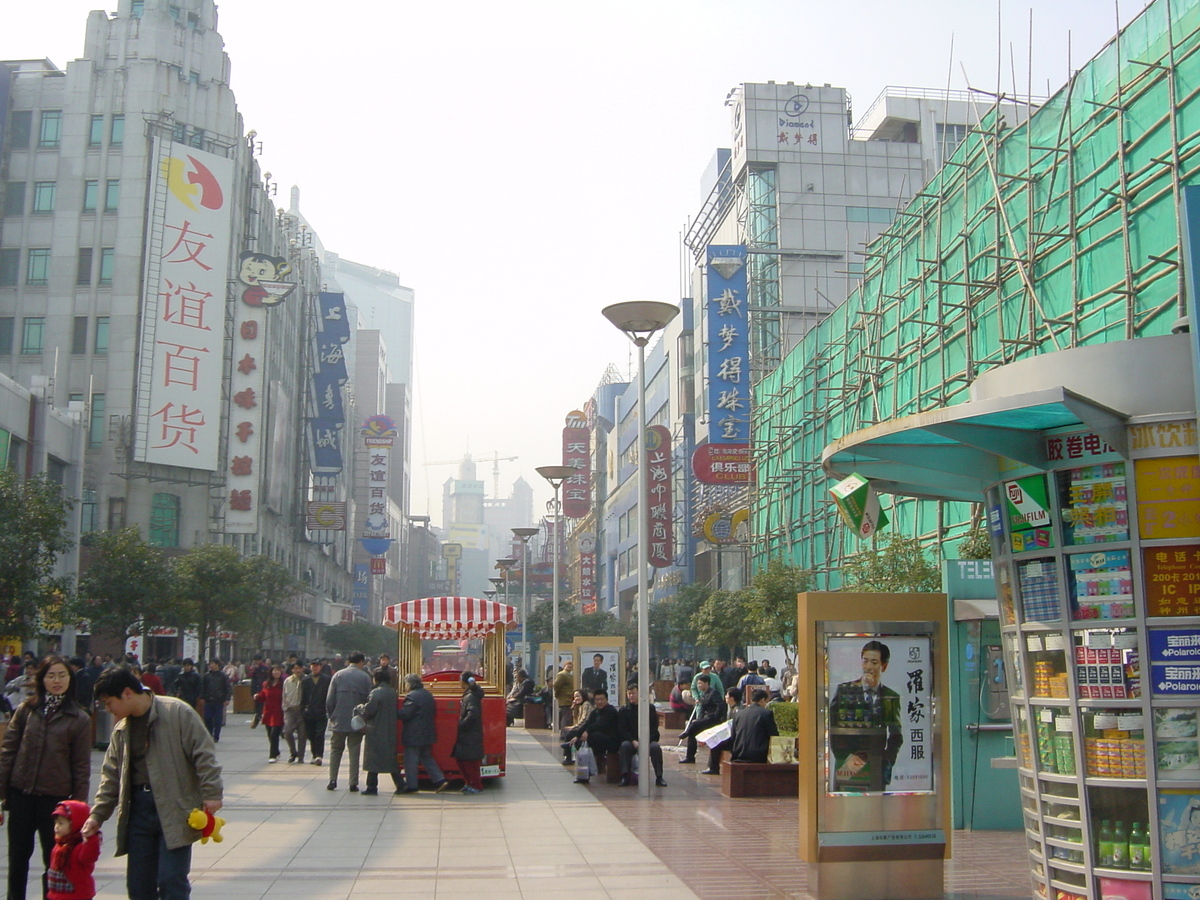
[646,425,673,567]
[562,410,591,518]
[706,245,749,443]
[134,140,233,470]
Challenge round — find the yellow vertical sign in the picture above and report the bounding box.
[1135,455,1200,539]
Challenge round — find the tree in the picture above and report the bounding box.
[525,599,583,646]
[322,622,397,657]
[690,589,754,657]
[0,471,74,638]
[72,528,176,641]
[173,544,255,663]
[648,584,708,657]
[240,555,305,654]
[745,560,812,666]
[840,534,941,593]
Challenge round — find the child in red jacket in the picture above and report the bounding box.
[47,800,100,900]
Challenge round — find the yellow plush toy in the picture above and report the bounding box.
[187,808,225,844]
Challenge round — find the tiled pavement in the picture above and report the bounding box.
[3,711,1032,899]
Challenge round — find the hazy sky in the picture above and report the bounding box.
[3,0,1147,525]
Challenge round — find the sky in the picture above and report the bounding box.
[2,0,1149,525]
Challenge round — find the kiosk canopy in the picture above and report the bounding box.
[382,596,517,640]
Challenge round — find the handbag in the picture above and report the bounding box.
[350,714,367,733]
[575,742,597,780]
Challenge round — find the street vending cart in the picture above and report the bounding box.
[382,596,514,781]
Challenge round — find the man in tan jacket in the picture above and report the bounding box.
[82,667,223,899]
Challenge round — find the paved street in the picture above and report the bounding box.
[3,711,1031,899]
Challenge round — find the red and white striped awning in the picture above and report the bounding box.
[382,597,518,640]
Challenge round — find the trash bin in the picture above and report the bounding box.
[523,701,546,729]
[233,682,254,714]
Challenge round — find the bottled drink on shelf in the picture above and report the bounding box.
[1112,820,1129,869]
[1097,819,1113,868]
[1129,822,1145,869]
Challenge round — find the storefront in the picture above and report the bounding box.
[823,332,1199,900]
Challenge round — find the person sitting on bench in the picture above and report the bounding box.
[561,689,620,784]
[730,689,778,763]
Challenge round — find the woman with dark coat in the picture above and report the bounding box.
[356,668,402,795]
[0,656,90,900]
[452,672,486,794]
[254,665,285,762]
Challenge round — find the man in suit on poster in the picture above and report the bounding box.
[828,639,903,790]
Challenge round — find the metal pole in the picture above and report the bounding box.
[551,485,561,685]
[635,335,650,798]
[520,540,529,669]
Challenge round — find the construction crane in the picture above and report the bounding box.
[422,451,518,498]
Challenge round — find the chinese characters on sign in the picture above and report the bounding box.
[1144,545,1200,617]
[359,415,397,572]
[562,410,590,518]
[691,442,752,485]
[706,245,749,444]
[309,292,350,475]
[1136,456,1200,540]
[135,141,233,470]
[645,425,673,568]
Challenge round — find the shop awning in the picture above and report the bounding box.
[382,597,518,640]
[822,386,1128,503]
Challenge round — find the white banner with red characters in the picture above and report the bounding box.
[562,410,590,518]
[224,284,268,531]
[645,425,673,568]
[134,140,233,470]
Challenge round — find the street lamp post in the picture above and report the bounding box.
[512,527,539,669]
[495,557,518,670]
[602,300,679,799]
[536,465,575,687]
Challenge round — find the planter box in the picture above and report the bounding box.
[522,702,546,729]
[721,759,799,798]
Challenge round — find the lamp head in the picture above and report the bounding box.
[602,301,679,346]
[512,527,539,541]
[536,465,576,487]
[496,557,518,569]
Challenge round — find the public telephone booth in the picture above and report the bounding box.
[382,597,513,780]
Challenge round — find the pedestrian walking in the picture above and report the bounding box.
[303,660,331,766]
[201,660,230,742]
[282,663,307,763]
[254,666,284,762]
[325,652,371,791]
[452,672,485,794]
[397,674,448,793]
[356,668,402,795]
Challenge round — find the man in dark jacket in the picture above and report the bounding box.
[730,689,779,763]
[397,673,447,793]
[505,669,535,726]
[562,689,621,784]
[616,686,665,787]
[172,659,202,709]
[201,659,231,740]
[303,659,331,766]
[679,673,725,764]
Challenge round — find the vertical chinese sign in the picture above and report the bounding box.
[645,425,673,568]
[360,415,397,577]
[135,140,233,470]
[308,292,351,541]
[706,244,749,444]
[562,409,590,518]
[579,533,596,606]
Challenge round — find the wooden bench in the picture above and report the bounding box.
[720,759,798,798]
[659,710,689,730]
[522,701,546,729]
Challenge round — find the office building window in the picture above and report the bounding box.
[130,0,144,16]
[21,317,44,354]
[0,318,13,354]
[72,316,88,355]
[94,316,109,354]
[107,496,125,530]
[3,183,25,217]
[104,179,119,211]
[7,111,31,149]
[99,248,114,285]
[189,128,204,149]
[89,393,104,447]
[26,249,50,285]
[76,247,93,285]
[149,493,181,547]
[89,115,104,146]
[31,182,55,213]
[110,115,124,144]
[80,488,98,534]
[0,250,16,287]
[83,180,98,211]
[38,111,62,149]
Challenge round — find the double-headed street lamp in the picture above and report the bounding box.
[536,465,575,685]
[512,527,539,669]
[602,300,679,799]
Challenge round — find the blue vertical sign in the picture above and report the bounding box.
[352,564,370,617]
[308,292,350,474]
[1179,186,1200,425]
[706,245,749,443]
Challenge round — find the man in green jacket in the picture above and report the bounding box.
[82,667,223,899]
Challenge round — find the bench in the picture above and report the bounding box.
[659,710,689,730]
[720,759,798,798]
[522,701,546,729]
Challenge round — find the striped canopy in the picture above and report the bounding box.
[382,597,518,640]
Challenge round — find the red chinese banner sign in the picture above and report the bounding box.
[692,441,752,484]
[646,425,673,568]
[563,409,590,518]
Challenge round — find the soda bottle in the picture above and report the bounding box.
[1129,822,1145,870]
[1097,819,1113,868]
[1138,823,1152,871]
[1112,820,1129,869]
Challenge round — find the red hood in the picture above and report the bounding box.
[52,800,90,837]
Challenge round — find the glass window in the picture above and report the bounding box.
[7,111,31,149]
[83,180,98,211]
[94,316,109,354]
[130,0,144,16]
[80,488,98,534]
[72,316,88,355]
[189,71,200,85]
[188,128,204,149]
[148,493,180,547]
[0,318,13,354]
[845,206,896,224]
[172,123,185,143]
[104,179,119,211]
[3,183,25,216]
[0,250,17,286]
[31,182,55,213]
[25,249,49,286]
[88,393,104,447]
[21,317,44,354]
[99,248,114,285]
[38,111,62,149]
[110,115,124,145]
[89,115,104,146]
[76,247,93,285]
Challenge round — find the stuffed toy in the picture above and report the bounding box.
[187,808,225,844]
